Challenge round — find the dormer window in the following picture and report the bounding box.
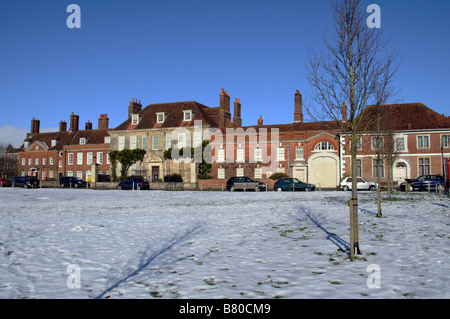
[156,112,166,123]
[183,110,193,121]
[79,137,86,145]
[51,139,57,147]
[24,141,29,148]
[104,136,110,144]
[131,114,141,125]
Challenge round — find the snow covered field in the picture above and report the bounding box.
[0,188,448,299]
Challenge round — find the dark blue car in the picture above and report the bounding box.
[274,178,316,192]
[118,177,150,190]
[400,175,444,191]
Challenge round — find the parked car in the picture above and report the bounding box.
[0,178,11,187]
[340,177,377,191]
[10,176,40,188]
[226,177,266,191]
[400,175,444,192]
[274,178,316,192]
[118,177,150,190]
[60,176,88,188]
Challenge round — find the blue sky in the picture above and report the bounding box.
[1,0,449,147]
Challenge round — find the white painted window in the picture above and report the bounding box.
[49,157,54,165]
[51,140,57,147]
[104,136,110,144]
[22,158,25,166]
[178,133,187,148]
[142,135,147,150]
[217,147,225,163]
[132,114,141,125]
[295,146,304,160]
[68,153,74,165]
[130,136,137,149]
[254,167,262,179]
[49,170,53,178]
[156,112,166,123]
[166,133,172,150]
[77,171,83,179]
[87,152,93,165]
[236,167,244,177]
[417,135,430,148]
[35,157,39,165]
[42,157,46,165]
[193,131,202,147]
[183,110,193,121]
[277,147,285,161]
[97,152,103,164]
[152,135,160,150]
[236,147,244,163]
[67,171,73,177]
[77,153,83,165]
[254,146,262,162]
[79,137,86,145]
[315,141,335,151]
[118,136,125,150]
[218,167,225,179]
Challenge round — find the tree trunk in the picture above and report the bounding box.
[350,134,360,260]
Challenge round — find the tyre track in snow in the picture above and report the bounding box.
[94,224,202,299]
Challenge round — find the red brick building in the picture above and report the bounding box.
[340,103,450,185]
[19,113,111,182]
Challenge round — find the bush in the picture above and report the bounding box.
[268,172,289,180]
[164,174,183,183]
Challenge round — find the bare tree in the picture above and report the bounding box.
[305,0,400,259]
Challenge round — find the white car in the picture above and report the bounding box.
[340,177,377,191]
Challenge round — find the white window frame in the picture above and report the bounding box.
[277,146,285,161]
[183,110,193,121]
[118,136,125,151]
[217,147,225,163]
[42,157,46,165]
[236,147,244,163]
[254,167,262,179]
[178,133,187,148]
[104,136,110,144]
[441,134,450,148]
[77,153,83,165]
[165,133,172,150]
[49,170,53,178]
[417,135,430,148]
[315,141,335,151]
[49,156,54,165]
[152,135,160,150]
[131,114,141,125]
[130,135,137,149]
[254,146,262,162]
[156,112,166,123]
[35,157,39,165]
[22,158,25,166]
[87,152,93,165]
[51,140,57,147]
[218,167,225,180]
[68,153,74,166]
[236,167,244,177]
[28,158,32,165]
[97,152,103,165]
[295,146,304,160]
[79,137,86,145]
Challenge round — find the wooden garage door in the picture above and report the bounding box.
[311,156,337,188]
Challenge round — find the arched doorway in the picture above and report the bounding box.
[393,160,409,185]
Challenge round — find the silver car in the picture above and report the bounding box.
[340,177,377,191]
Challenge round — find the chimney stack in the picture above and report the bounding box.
[233,98,242,127]
[31,117,40,134]
[342,103,347,122]
[294,90,303,123]
[70,112,79,131]
[98,114,109,130]
[218,89,231,129]
[128,99,142,119]
[85,121,92,130]
[59,120,67,132]
[258,115,263,126]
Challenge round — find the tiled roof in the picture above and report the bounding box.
[357,103,450,131]
[114,101,220,131]
[21,129,110,151]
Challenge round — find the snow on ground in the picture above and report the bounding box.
[0,187,448,299]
